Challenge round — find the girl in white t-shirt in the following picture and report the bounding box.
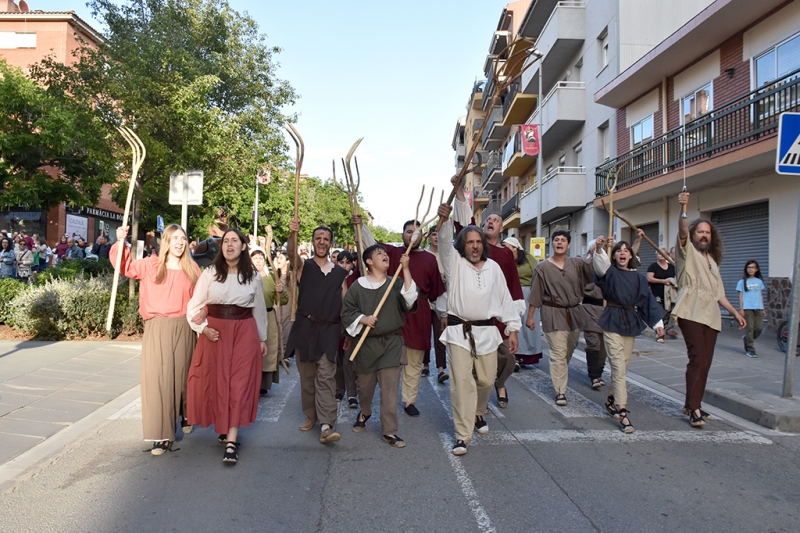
[736,260,766,358]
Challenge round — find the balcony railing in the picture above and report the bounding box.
[501,192,519,220]
[481,199,500,222]
[543,166,585,184]
[482,152,502,188]
[595,68,800,196]
[502,78,521,121]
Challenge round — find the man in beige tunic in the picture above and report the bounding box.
[526,230,593,406]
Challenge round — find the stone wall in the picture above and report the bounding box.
[767,277,791,330]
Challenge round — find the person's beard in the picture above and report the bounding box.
[691,235,710,252]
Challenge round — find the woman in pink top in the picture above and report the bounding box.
[110,223,201,456]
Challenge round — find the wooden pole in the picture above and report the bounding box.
[285,124,304,322]
[106,126,146,332]
[601,199,674,265]
[265,225,289,374]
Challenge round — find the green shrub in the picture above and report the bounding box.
[9,273,139,340]
[34,258,113,286]
[0,278,25,325]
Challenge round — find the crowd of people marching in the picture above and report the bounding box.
[106,186,755,463]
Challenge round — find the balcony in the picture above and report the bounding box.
[472,186,492,205]
[502,78,538,126]
[534,81,586,152]
[501,192,520,229]
[480,199,500,225]
[482,153,504,191]
[481,106,511,150]
[489,30,511,56]
[471,118,484,141]
[536,2,585,92]
[502,128,536,177]
[519,181,539,225]
[519,0,561,39]
[470,80,485,110]
[595,68,800,197]
[541,166,587,222]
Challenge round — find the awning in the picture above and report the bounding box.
[3,211,42,221]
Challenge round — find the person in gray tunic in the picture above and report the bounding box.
[342,244,418,448]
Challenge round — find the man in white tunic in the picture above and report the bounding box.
[436,204,521,456]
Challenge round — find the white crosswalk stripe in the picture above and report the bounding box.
[464,428,773,445]
[256,370,299,422]
[511,368,608,418]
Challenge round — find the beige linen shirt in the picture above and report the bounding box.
[672,237,726,331]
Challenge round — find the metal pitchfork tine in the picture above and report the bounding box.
[349,185,439,363]
[106,126,146,332]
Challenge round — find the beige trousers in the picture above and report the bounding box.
[356,365,401,436]
[603,332,635,405]
[262,310,279,372]
[544,329,580,395]
[401,346,425,406]
[296,354,338,426]
[448,343,497,443]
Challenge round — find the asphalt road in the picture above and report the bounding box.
[2,354,799,533]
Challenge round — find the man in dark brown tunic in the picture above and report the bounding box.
[286,219,349,444]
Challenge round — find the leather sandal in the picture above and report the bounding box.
[618,408,634,434]
[352,412,370,432]
[605,395,620,418]
[383,434,406,448]
[495,384,508,408]
[222,441,239,464]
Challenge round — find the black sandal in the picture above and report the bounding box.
[682,407,712,420]
[383,434,406,448]
[689,409,706,428]
[605,395,620,418]
[223,441,240,463]
[591,378,605,390]
[352,412,370,433]
[218,434,227,443]
[618,408,634,434]
[495,385,508,408]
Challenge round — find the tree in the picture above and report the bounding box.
[0,59,116,210]
[31,0,296,245]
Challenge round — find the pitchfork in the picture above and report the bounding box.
[284,123,304,321]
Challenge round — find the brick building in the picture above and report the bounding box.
[0,1,123,247]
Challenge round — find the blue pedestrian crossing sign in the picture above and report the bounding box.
[777,112,800,175]
[157,215,165,232]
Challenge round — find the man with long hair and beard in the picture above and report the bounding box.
[673,191,745,428]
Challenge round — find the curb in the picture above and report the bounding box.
[703,387,800,432]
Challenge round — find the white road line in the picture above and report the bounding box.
[257,371,299,422]
[512,368,607,418]
[439,433,496,533]
[470,429,773,445]
[486,403,505,419]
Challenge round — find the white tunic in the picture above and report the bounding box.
[438,219,521,356]
[186,266,268,342]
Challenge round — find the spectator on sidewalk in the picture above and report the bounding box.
[673,191,745,428]
[647,249,677,342]
[63,238,85,260]
[92,235,112,260]
[737,260,766,358]
[55,235,70,260]
[20,230,34,250]
[0,238,16,278]
[15,240,34,283]
[111,224,201,457]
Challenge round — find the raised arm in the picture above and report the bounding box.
[678,191,690,246]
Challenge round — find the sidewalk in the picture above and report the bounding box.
[0,341,141,469]
[621,321,800,431]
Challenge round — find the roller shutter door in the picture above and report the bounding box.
[634,223,660,273]
[711,202,769,312]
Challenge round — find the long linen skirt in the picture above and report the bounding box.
[141,316,196,442]
[187,316,262,434]
[517,285,543,360]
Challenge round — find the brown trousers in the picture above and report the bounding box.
[356,366,401,436]
[296,354,338,426]
[495,339,516,389]
[678,318,719,411]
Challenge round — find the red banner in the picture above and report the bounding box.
[521,124,540,157]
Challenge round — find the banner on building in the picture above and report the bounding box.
[521,124,540,157]
[530,237,546,259]
[66,214,88,240]
[464,190,473,208]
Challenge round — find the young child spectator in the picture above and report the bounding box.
[736,260,766,358]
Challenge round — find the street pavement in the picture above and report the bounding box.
[0,333,799,532]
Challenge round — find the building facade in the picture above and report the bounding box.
[0,2,123,247]
[594,0,800,327]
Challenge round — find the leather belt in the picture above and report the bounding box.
[207,304,253,320]
[447,315,494,357]
[605,302,635,310]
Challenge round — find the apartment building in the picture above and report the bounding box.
[594,0,800,325]
[456,0,710,259]
[0,1,123,246]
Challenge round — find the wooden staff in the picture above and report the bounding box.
[285,124,304,321]
[436,37,543,232]
[264,225,290,374]
[105,126,146,332]
[601,199,674,265]
[349,187,440,362]
[333,138,365,271]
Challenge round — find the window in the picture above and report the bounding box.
[598,123,610,161]
[754,33,800,120]
[681,84,712,149]
[598,28,609,71]
[631,115,654,169]
[573,142,583,168]
[0,32,37,49]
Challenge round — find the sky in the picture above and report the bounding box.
[35,0,508,231]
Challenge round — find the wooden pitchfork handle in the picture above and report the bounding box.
[285,123,304,321]
[265,225,289,374]
[349,187,439,362]
[601,199,674,265]
[106,126,146,332]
